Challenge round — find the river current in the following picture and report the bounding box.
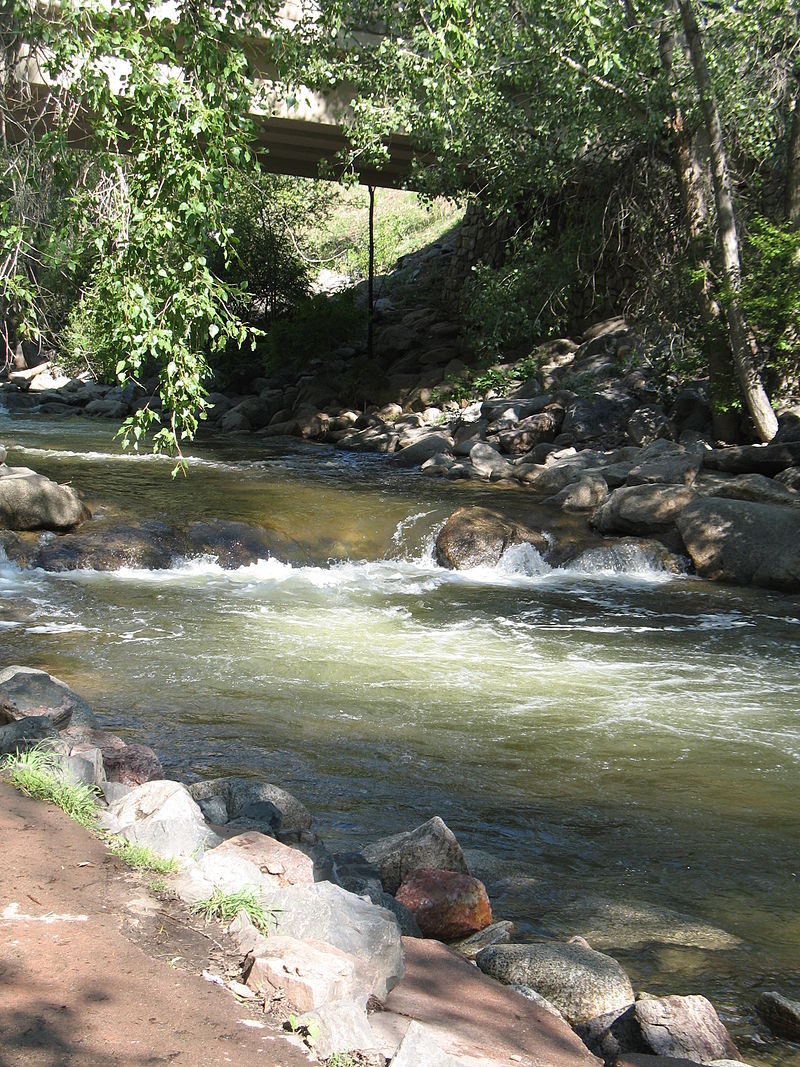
[1,412,798,1063]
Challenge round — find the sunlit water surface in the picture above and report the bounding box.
[1,412,798,1064]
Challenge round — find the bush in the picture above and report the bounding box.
[260,291,364,376]
[741,215,800,402]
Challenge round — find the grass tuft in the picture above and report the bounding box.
[1,745,100,829]
[191,887,277,934]
[106,837,179,874]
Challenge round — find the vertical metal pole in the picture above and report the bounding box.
[367,185,375,362]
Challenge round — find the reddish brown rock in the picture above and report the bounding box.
[395,867,492,941]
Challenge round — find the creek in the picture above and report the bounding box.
[1,412,798,1064]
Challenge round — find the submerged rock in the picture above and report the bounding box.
[755,990,800,1040]
[30,520,186,571]
[184,520,298,567]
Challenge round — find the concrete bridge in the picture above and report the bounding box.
[6,1,418,188]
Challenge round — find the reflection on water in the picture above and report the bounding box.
[1,412,799,1064]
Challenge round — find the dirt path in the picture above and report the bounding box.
[0,783,310,1067]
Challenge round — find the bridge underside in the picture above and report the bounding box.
[253,116,417,188]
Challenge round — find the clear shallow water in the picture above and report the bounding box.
[1,413,799,1063]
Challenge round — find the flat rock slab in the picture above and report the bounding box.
[0,783,310,1067]
[384,937,601,1067]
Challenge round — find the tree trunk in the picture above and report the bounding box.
[658,10,739,440]
[786,80,800,228]
[677,0,778,442]
[367,184,375,362]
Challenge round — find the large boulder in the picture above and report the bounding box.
[394,432,454,469]
[547,475,609,512]
[627,406,675,447]
[362,816,469,895]
[633,994,741,1062]
[670,388,713,434]
[676,497,800,591]
[389,1021,469,1067]
[626,454,702,487]
[296,999,376,1060]
[0,469,89,531]
[496,409,564,454]
[593,485,695,537]
[395,868,492,941]
[262,881,404,1000]
[189,776,311,834]
[0,666,98,729]
[697,472,799,508]
[469,442,515,480]
[385,937,600,1067]
[332,851,423,937]
[434,507,549,571]
[475,940,634,1026]
[561,393,634,444]
[704,442,800,476]
[100,780,221,860]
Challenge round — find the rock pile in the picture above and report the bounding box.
[3,314,799,592]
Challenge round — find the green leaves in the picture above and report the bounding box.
[3,0,273,458]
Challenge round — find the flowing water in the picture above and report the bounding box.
[1,412,799,1063]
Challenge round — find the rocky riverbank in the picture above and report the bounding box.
[1,664,799,1066]
[2,311,800,593]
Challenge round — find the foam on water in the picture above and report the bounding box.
[11,444,256,473]
[566,541,686,580]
